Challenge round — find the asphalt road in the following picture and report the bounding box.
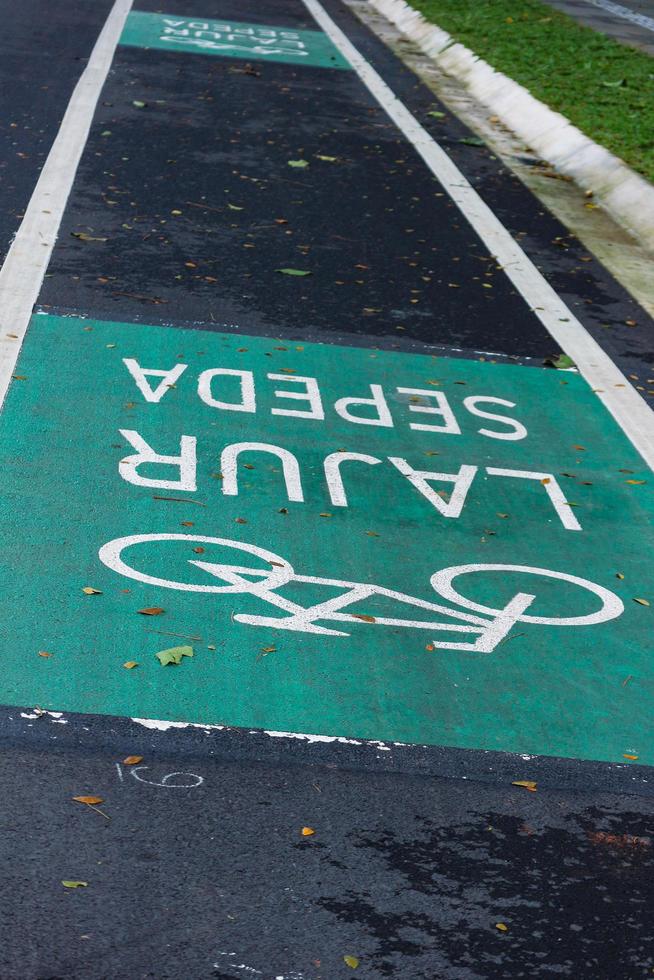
[542,0,654,55]
[1,1,653,978]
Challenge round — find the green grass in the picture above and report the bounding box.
[406,0,654,182]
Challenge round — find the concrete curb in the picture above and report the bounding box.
[369,0,654,254]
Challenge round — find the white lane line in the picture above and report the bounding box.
[0,0,133,410]
[303,0,654,469]
[586,0,654,34]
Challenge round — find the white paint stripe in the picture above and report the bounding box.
[303,0,654,468]
[586,0,654,33]
[0,0,133,410]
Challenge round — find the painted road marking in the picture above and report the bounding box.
[302,0,654,469]
[586,0,654,34]
[0,311,651,764]
[119,11,351,68]
[0,0,134,412]
[0,0,651,469]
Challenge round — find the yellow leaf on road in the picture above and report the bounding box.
[512,780,537,792]
[73,796,104,805]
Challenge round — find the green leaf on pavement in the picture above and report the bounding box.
[227,203,243,210]
[427,110,446,118]
[459,136,485,146]
[132,100,146,108]
[544,353,576,370]
[276,268,312,277]
[287,159,309,168]
[316,154,337,161]
[62,880,88,888]
[156,645,194,666]
[344,955,360,969]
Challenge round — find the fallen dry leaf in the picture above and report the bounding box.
[633,598,650,606]
[62,880,88,889]
[351,613,376,623]
[123,755,143,766]
[123,661,139,669]
[512,780,537,792]
[495,923,508,932]
[301,827,315,837]
[137,607,165,616]
[82,587,102,595]
[38,651,53,658]
[73,796,104,806]
[343,956,359,969]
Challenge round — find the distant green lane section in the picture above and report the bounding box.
[0,313,652,764]
[119,11,351,69]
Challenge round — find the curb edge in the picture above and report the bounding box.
[369,0,654,255]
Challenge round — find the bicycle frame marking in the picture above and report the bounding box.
[98,534,624,654]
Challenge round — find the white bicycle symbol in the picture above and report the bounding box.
[98,534,624,653]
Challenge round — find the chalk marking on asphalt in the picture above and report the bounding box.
[0,0,134,411]
[586,0,654,34]
[302,0,654,469]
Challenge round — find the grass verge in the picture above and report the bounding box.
[405,0,654,182]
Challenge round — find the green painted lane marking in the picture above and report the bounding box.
[119,11,351,69]
[1,313,652,764]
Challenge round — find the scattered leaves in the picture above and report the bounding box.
[82,587,102,595]
[38,651,53,659]
[123,661,139,669]
[276,268,312,276]
[73,796,104,806]
[351,613,376,623]
[227,203,243,210]
[633,598,650,606]
[316,154,337,162]
[123,755,143,766]
[459,136,485,146]
[626,479,646,485]
[512,780,537,792]
[287,159,309,168]
[427,110,446,118]
[616,572,625,580]
[301,827,315,836]
[343,956,359,969]
[156,645,194,666]
[138,607,165,616]
[495,923,508,932]
[62,880,88,889]
[132,100,146,108]
[623,753,639,760]
[261,646,276,654]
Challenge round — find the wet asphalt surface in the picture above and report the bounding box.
[2,0,654,977]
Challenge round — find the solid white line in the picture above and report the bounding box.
[302,0,654,469]
[586,0,654,33]
[0,0,133,410]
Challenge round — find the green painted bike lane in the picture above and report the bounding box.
[0,311,651,765]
